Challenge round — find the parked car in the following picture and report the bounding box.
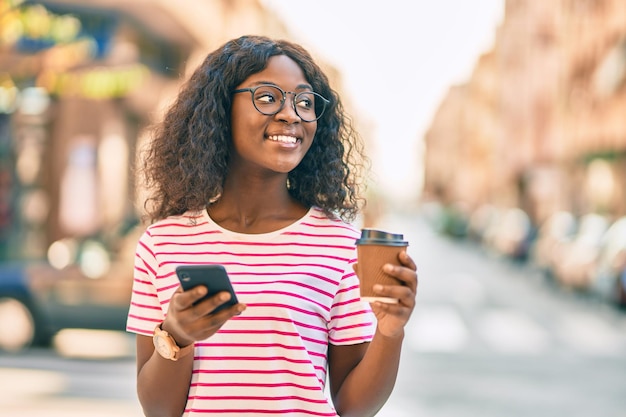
[0,229,140,352]
[483,207,535,261]
[552,213,610,289]
[530,210,578,276]
[588,217,626,307]
[467,204,499,243]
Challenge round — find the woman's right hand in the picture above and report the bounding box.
[161,286,246,346]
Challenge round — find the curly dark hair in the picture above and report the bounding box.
[139,35,368,223]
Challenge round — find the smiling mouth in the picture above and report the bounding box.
[267,135,298,144]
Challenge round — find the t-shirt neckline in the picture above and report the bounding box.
[202,206,315,239]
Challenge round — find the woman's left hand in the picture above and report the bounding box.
[368,251,418,338]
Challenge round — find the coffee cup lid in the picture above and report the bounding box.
[355,229,407,246]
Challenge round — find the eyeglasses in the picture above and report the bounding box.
[232,84,329,122]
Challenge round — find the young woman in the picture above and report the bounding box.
[126,35,418,417]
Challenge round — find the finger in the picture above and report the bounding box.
[383,263,417,290]
[169,285,208,312]
[398,251,417,271]
[370,300,412,321]
[193,303,247,340]
[206,302,247,320]
[193,291,236,316]
[188,285,210,307]
[373,284,415,308]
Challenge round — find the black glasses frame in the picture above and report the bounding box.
[232,84,330,122]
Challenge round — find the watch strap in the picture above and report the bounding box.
[176,340,194,360]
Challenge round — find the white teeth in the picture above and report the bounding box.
[268,135,297,144]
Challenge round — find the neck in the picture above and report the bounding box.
[207,173,308,234]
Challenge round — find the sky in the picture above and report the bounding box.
[261,0,504,204]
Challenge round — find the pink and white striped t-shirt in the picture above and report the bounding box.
[126,206,376,416]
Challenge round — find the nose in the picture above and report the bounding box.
[274,92,301,123]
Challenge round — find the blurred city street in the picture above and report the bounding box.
[2,1,626,416]
[378,210,626,417]
[1,209,625,417]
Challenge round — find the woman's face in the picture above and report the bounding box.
[230,55,317,176]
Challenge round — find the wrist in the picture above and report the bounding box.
[375,327,405,343]
[153,323,195,361]
[161,321,193,348]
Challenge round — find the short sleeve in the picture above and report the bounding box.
[328,258,376,345]
[126,229,165,336]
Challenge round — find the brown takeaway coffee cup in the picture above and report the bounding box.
[355,228,408,304]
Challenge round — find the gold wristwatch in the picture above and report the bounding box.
[153,323,194,361]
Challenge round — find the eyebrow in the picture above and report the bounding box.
[249,81,314,91]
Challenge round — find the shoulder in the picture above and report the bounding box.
[144,211,207,234]
[139,211,210,244]
[301,207,361,240]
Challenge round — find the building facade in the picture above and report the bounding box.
[0,0,357,344]
[423,0,626,227]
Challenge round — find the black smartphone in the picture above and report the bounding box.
[175,264,239,313]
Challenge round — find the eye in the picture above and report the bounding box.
[256,92,276,104]
[295,93,315,110]
[254,86,281,105]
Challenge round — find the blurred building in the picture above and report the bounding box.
[1,0,299,263]
[423,0,626,227]
[0,0,355,346]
